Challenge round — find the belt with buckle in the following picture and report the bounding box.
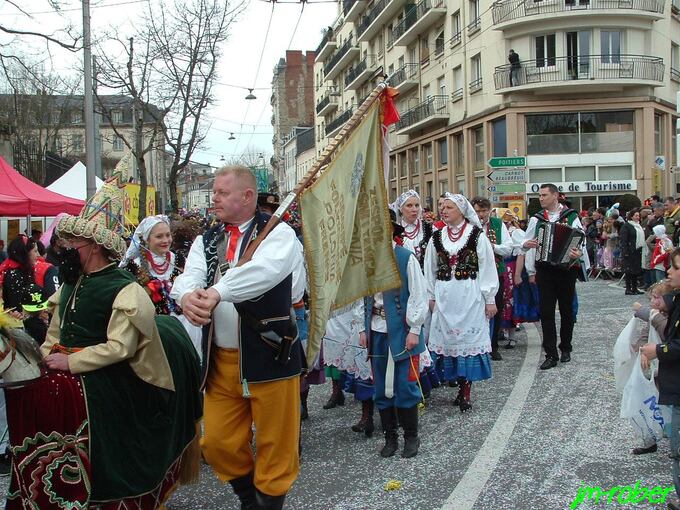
[371,306,386,319]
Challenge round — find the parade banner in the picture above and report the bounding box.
[123,183,156,226]
[300,101,401,365]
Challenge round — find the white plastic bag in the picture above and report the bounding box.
[613,318,641,393]
[620,353,671,444]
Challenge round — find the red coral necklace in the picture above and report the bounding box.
[403,219,421,240]
[447,221,467,243]
[145,250,171,274]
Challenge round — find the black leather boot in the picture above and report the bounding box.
[453,377,466,405]
[229,472,256,510]
[351,399,375,437]
[255,488,286,510]
[397,406,420,458]
[459,380,472,412]
[378,407,398,458]
[323,379,345,409]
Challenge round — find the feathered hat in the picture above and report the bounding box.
[56,174,127,259]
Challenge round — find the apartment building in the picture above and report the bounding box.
[0,94,166,189]
[271,50,316,193]
[313,0,680,213]
[282,126,316,192]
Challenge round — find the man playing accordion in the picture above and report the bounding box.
[522,183,589,370]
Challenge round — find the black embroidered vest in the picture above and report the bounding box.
[200,211,303,386]
[433,225,482,281]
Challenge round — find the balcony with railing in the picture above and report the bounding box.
[469,77,483,93]
[672,67,680,82]
[356,0,406,43]
[315,30,337,63]
[326,108,354,138]
[449,31,462,47]
[343,0,364,22]
[296,128,315,155]
[324,36,361,81]
[389,63,419,93]
[392,0,446,47]
[451,88,463,102]
[345,55,378,90]
[467,17,481,35]
[316,93,339,116]
[492,0,664,29]
[493,54,664,94]
[395,95,449,135]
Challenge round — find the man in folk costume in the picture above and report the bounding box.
[7,176,203,509]
[171,165,304,510]
[424,193,499,412]
[471,197,513,361]
[358,212,428,459]
[522,183,588,370]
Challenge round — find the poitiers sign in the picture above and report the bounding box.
[527,180,637,194]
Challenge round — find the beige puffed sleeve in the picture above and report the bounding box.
[67,282,175,391]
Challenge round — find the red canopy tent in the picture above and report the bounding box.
[0,156,84,216]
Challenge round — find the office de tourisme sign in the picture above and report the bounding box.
[527,180,637,194]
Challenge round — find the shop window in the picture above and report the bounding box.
[655,114,664,155]
[526,113,578,154]
[425,143,433,171]
[566,166,595,181]
[598,165,632,180]
[455,133,464,174]
[472,126,484,170]
[438,138,448,166]
[410,149,420,175]
[530,168,562,183]
[475,176,485,195]
[580,111,633,153]
[457,177,466,195]
[492,117,507,157]
[527,111,633,154]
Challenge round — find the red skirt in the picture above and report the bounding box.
[5,368,180,509]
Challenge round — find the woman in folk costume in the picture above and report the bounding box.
[120,215,183,315]
[4,176,202,509]
[391,190,440,396]
[424,193,499,412]
[499,209,525,348]
[321,298,375,436]
[359,213,428,459]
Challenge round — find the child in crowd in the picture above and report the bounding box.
[623,281,671,456]
[640,249,680,510]
[650,225,673,283]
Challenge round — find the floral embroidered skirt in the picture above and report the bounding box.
[5,369,182,510]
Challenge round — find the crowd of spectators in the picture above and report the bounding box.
[584,196,678,295]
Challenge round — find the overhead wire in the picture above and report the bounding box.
[242,1,307,154]
[232,2,276,157]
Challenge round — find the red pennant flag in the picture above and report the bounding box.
[381,87,400,127]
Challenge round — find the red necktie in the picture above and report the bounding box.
[226,225,241,262]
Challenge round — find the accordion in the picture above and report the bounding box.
[535,221,585,267]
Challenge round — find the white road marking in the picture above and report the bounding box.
[441,322,542,510]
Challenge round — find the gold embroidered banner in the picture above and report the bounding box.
[300,102,400,365]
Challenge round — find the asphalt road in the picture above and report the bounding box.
[167,278,675,509]
[2,279,675,509]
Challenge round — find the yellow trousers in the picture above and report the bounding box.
[202,348,300,496]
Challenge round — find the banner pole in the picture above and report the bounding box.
[236,82,388,266]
